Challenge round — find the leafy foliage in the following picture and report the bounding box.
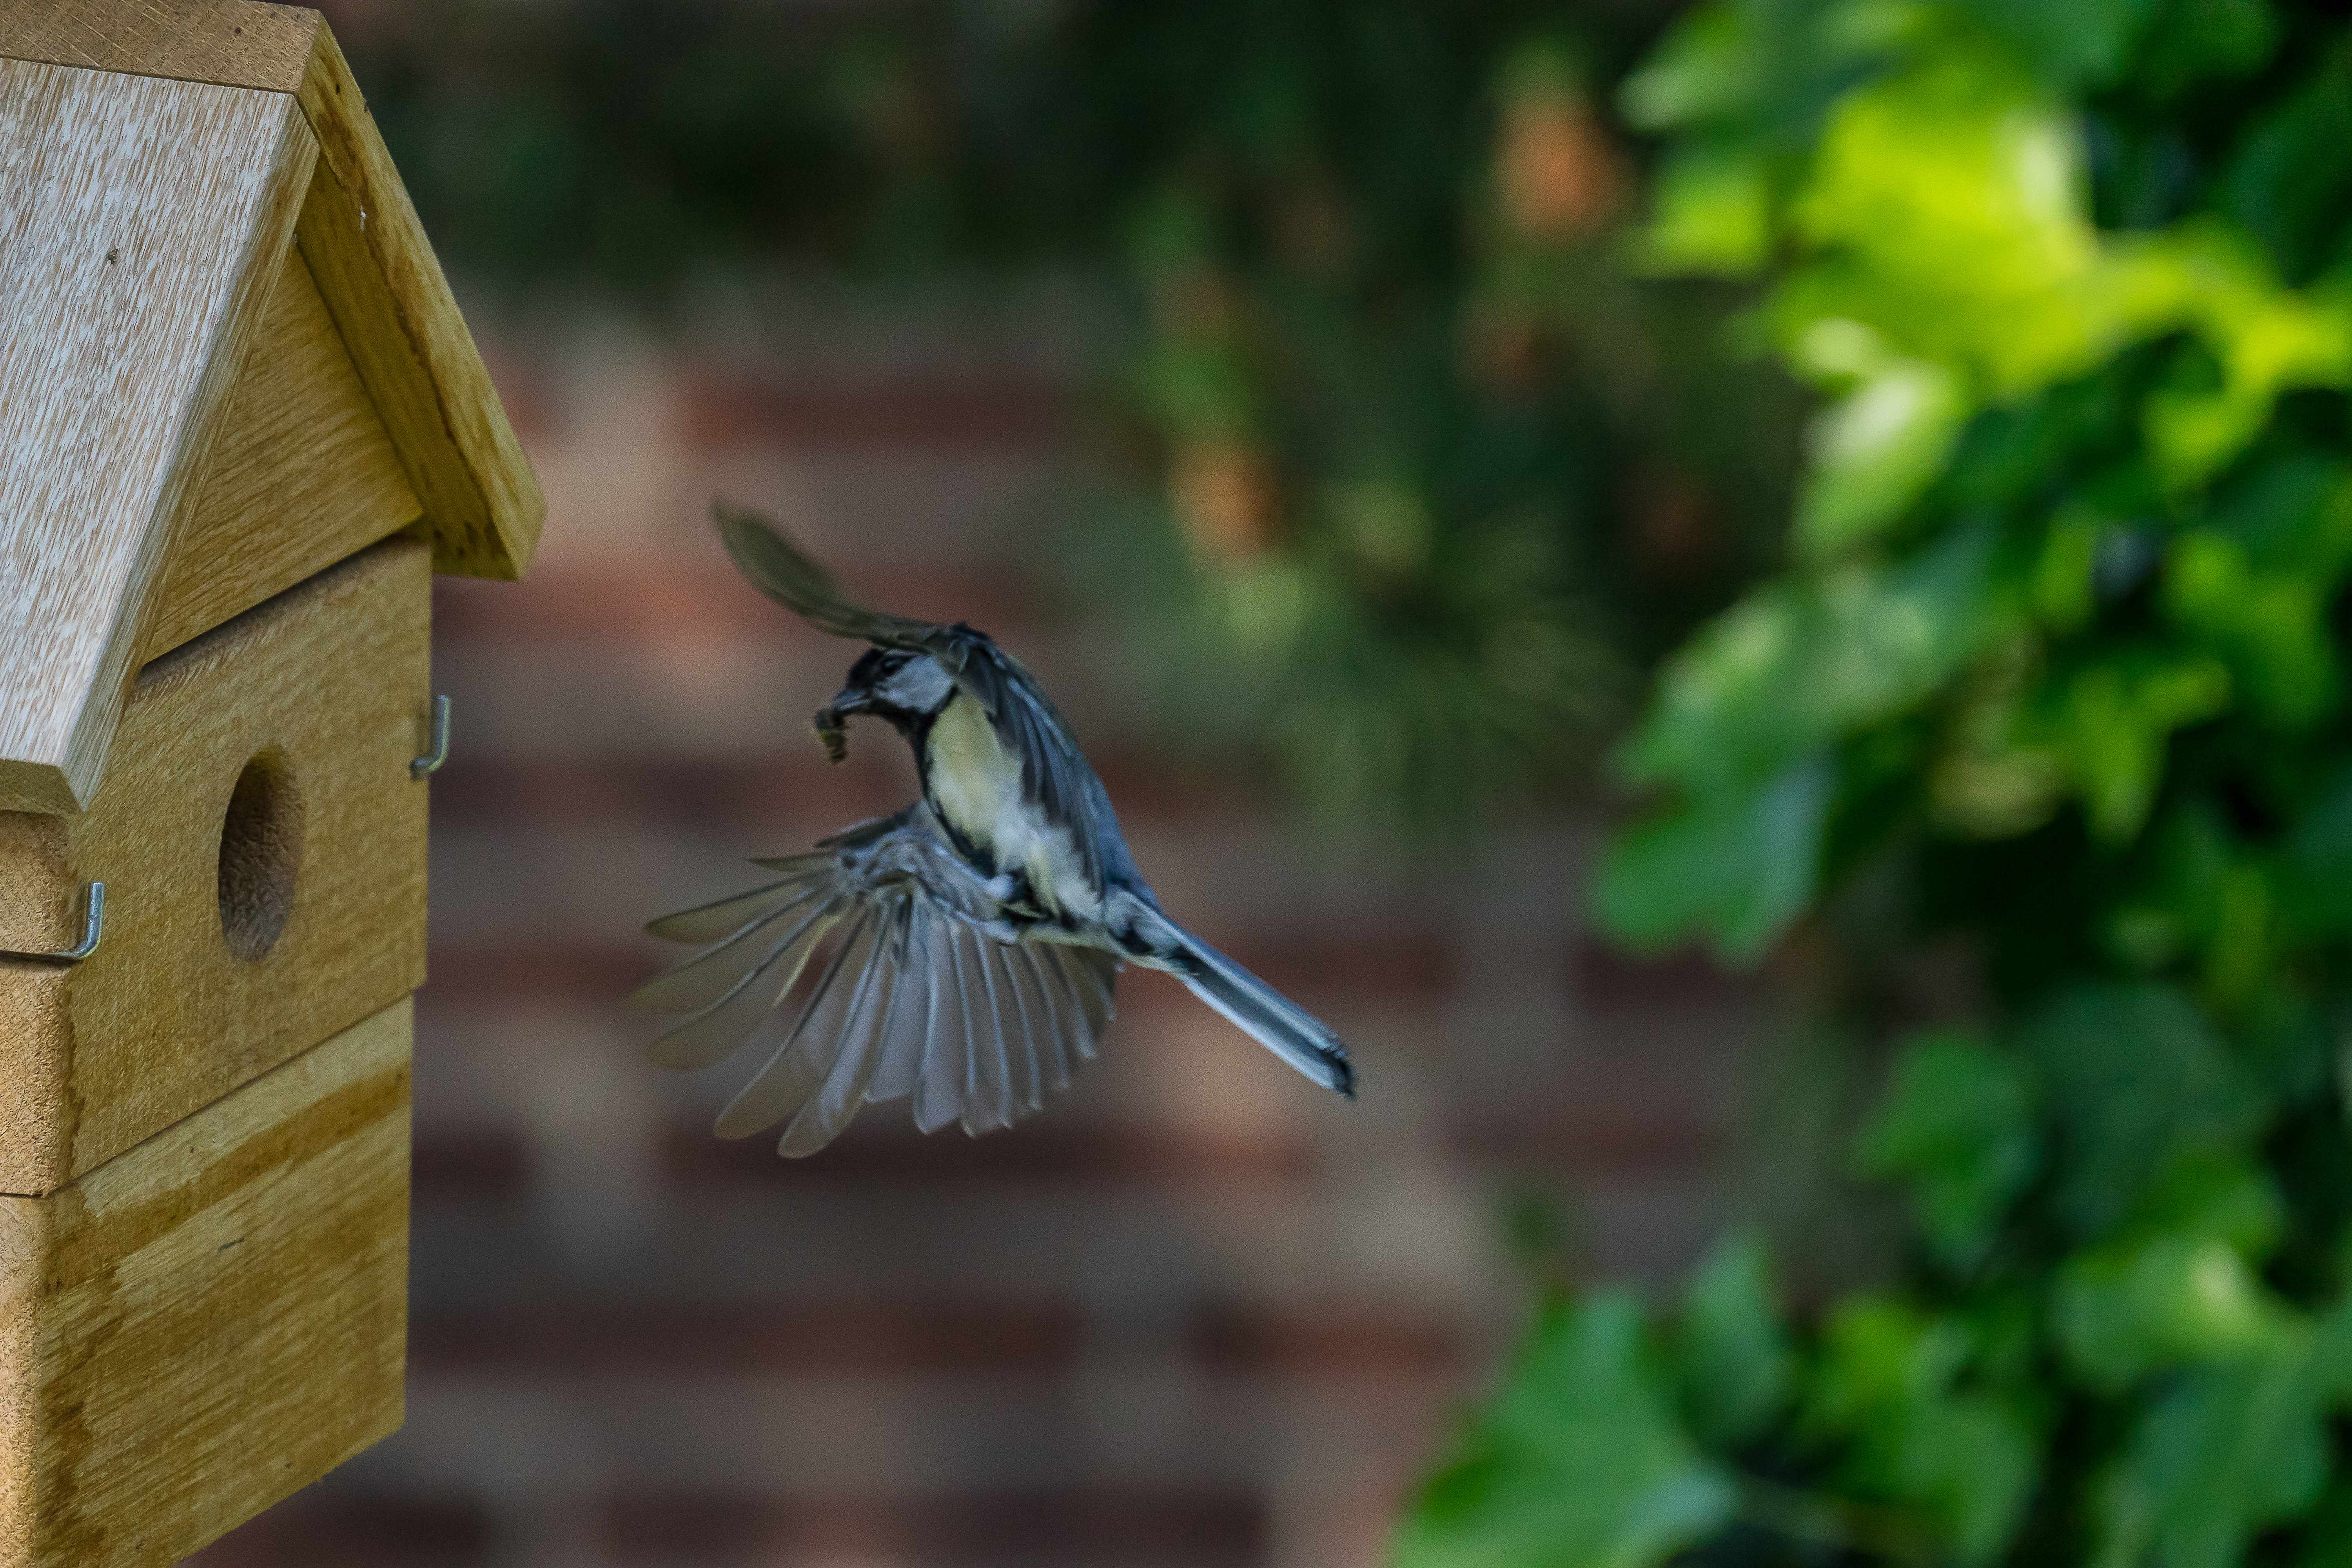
[1406,0,2352,1563]
[1396,1294,1738,1568]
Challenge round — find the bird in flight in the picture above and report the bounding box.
[630,504,1356,1156]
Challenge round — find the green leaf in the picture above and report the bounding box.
[1808,1299,2041,1564]
[2096,1341,2329,1568]
[1786,49,2125,395]
[2034,652,2233,842]
[1795,351,1969,556]
[1593,751,1833,962]
[2290,1477,2352,1568]
[2056,1212,2291,1393]
[1395,1294,1736,1568]
[2163,529,2339,724]
[1619,4,1761,131]
[2121,225,2352,488]
[1635,142,1773,277]
[2221,39,2352,282]
[2307,1290,2352,1405]
[1625,521,2000,794]
[2020,985,2265,1240]
[2131,0,2280,99]
[1857,1029,2037,1269]
[1953,0,2161,88]
[2029,507,2104,630]
[2278,766,2352,938]
[1674,1232,1795,1447]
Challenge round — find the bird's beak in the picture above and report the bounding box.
[812,687,869,765]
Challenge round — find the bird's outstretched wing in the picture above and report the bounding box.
[629,806,1119,1155]
[713,500,946,650]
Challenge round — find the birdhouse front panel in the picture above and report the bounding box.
[0,537,430,1198]
[141,240,423,665]
[0,4,548,1562]
[0,998,410,1568]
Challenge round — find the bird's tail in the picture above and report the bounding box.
[1135,910,1355,1099]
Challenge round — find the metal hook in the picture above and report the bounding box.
[411,694,451,780]
[0,882,104,965]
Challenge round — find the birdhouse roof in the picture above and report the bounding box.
[0,2,543,815]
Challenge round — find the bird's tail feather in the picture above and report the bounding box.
[1143,915,1354,1099]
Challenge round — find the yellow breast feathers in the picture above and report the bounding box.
[924,693,1098,918]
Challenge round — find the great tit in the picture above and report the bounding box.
[630,503,1356,1156]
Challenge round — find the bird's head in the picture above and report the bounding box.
[813,646,955,762]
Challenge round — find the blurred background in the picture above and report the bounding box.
[193,3,1788,1565]
[194,0,2352,1565]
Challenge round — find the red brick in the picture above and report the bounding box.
[658,1117,1316,1190]
[412,1126,534,1203]
[186,1495,494,1567]
[1449,1110,1726,1176]
[1185,1303,1468,1379]
[410,1300,1085,1377]
[426,941,653,1004]
[599,1486,1264,1564]
[434,564,1041,649]
[680,373,1072,452]
[1566,934,1762,1014]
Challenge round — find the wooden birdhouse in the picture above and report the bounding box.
[0,4,542,1562]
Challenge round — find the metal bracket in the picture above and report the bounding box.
[0,881,105,965]
[411,694,451,780]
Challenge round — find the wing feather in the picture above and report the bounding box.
[967,925,1027,1124]
[1044,944,1117,1058]
[638,806,1119,1154]
[911,924,965,1135]
[867,902,935,1103]
[630,887,832,1016]
[714,503,945,648]
[712,907,875,1138]
[1075,949,1120,1043]
[779,902,911,1155]
[1009,944,1071,1096]
[948,922,1010,1135]
[646,896,846,1071]
[643,876,811,944]
[998,937,1051,1113]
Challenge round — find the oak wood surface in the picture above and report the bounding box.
[0,998,410,1568]
[0,60,313,815]
[142,241,423,663]
[0,0,317,92]
[0,538,431,1196]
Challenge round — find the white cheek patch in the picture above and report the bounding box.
[884,656,954,713]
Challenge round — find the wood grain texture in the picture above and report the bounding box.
[0,537,431,1197]
[0,998,410,1568]
[294,23,544,581]
[0,0,318,92]
[0,61,313,815]
[142,242,423,662]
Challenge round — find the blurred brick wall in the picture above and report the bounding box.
[189,285,1765,1568]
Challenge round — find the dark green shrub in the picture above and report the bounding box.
[1403,2,2352,1564]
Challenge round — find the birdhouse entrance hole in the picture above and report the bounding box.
[218,748,303,961]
